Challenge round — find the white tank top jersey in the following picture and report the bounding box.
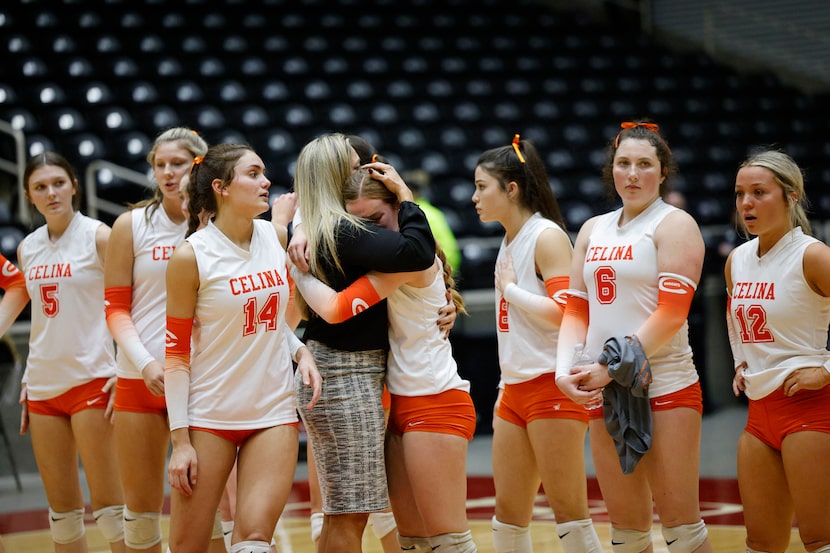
[386,256,470,396]
[19,212,116,400]
[729,226,830,400]
[496,213,570,385]
[117,205,187,379]
[583,198,698,398]
[186,219,297,430]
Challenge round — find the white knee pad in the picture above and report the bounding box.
[48,507,86,545]
[222,519,235,550]
[309,512,324,542]
[398,535,433,553]
[812,546,830,553]
[429,530,477,553]
[610,527,652,553]
[93,505,124,543]
[492,516,531,553]
[123,507,162,549]
[556,518,603,553]
[230,540,270,553]
[368,511,397,539]
[662,520,708,553]
[745,548,769,553]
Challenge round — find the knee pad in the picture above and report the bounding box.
[398,535,433,553]
[93,505,124,543]
[48,507,86,545]
[368,511,397,539]
[492,516,531,553]
[610,527,652,553]
[556,518,603,553]
[222,519,235,551]
[230,540,271,553]
[429,530,477,553]
[310,512,324,542]
[813,546,830,553]
[745,548,769,553]
[662,520,708,553]
[123,507,162,549]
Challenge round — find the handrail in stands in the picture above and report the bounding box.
[0,119,28,226]
[84,160,148,220]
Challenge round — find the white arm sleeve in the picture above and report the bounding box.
[554,289,589,380]
[502,283,560,322]
[165,370,190,431]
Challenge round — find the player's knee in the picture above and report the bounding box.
[398,535,433,553]
[368,511,397,539]
[556,518,602,553]
[93,504,124,543]
[429,529,477,553]
[309,512,324,542]
[610,527,652,553]
[229,540,271,553]
[662,520,708,553]
[123,508,162,549]
[48,507,86,545]
[492,516,531,553]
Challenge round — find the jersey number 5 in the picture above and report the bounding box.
[39,283,59,318]
[242,293,280,336]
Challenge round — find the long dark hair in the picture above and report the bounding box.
[476,137,566,231]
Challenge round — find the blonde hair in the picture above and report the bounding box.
[736,149,811,237]
[295,133,367,280]
[134,127,208,218]
[343,169,466,315]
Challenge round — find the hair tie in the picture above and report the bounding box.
[511,134,526,164]
[190,156,203,174]
[615,121,661,148]
[371,153,379,163]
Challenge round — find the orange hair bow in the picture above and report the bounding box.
[615,121,661,148]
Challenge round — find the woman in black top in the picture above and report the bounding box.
[291,133,435,553]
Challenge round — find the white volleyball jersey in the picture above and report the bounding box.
[186,219,296,429]
[496,213,570,384]
[19,212,116,400]
[728,227,830,399]
[386,256,470,396]
[583,199,697,397]
[117,205,187,379]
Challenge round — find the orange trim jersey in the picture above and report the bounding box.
[583,199,697,398]
[117,205,187,378]
[18,212,116,400]
[385,256,470,396]
[496,213,570,384]
[728,226,830,399]
[185,220,297,430]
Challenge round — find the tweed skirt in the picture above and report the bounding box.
[296,340,388,514]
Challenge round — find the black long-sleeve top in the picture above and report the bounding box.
[302,200,436,352]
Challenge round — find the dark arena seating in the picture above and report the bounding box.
[1,0,827,422]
